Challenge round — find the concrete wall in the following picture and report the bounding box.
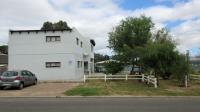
[8,28,93,81]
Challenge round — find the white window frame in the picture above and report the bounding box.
[76,38,79,45]
[46,36,61,42]
[46,62,61,68]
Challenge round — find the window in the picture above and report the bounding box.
[46,36,61,42]
[26,71,33,77]
[77,61,80,68]
[91,44,93,52]
[80,41,83,48]
[21,71,28,76]
[2,71,18,77]
[46,62,61,68]
[81,61,82,67]
[76,38,79,45]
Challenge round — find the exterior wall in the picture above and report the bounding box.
[73,29,95,74]
[8,28,93,81]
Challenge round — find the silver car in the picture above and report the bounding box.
[0,70,37,90]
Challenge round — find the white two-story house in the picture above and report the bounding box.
[8,28,95,81]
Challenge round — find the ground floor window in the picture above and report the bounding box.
[77,61,80,68]
[77,61,83,68]
[46,62,61,68]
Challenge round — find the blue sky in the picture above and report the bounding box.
[119,0,174,9]
[0,0,200,56]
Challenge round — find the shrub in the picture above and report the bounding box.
[104,61,123,75]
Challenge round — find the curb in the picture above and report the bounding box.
[0,96,200,98]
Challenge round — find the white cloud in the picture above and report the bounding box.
[0,0,129,54]
[171,19,200,53]
[0,0,200,55]
[130,0,200,54]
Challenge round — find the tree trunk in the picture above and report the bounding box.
[155,71,159,86]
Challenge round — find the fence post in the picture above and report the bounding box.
[154,78,157,88]
[185,75,188,88]
[104,74,106,82]
[142,74,144,82]
[126,74,128,81]
[84,75,86,83]
[147,76,150,84]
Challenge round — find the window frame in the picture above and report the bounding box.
[76,38,79,45]
[46,62,61,68]
[46,36,61,42]
[80,41,83,48]
[91,44,93,52]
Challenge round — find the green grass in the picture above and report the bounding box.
[65,87,106,96]
[64,80,200,96]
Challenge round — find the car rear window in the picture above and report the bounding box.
[2,71,18,77]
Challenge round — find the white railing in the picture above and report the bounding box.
[190,74,200,80]
[84,74,158,88]
[143,75,157,88]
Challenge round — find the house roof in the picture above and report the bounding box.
[9,29,72,34]
[0,54,8,64]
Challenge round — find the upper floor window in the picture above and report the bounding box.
[91,44,93,52]
[46,36,61,42]
[80,41,83,48]
[76,38,79,45]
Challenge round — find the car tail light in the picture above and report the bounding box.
[15,76,21,80]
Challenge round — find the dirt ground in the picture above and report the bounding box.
[0,82,79,97]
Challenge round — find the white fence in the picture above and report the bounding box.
[190,74,200,80]
[184,75,200,88]
[84,74,158,88]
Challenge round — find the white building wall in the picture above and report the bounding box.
[8,28,92,81]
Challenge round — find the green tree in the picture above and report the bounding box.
[142,28,177,79]
[54,20,71,30]
[41,21,53,30]
[108,15,154,74]
[104,61,123,75]
[41,20,71,30]
[171,53,189,86]
[94,53,110,63]
[142,28,189,84]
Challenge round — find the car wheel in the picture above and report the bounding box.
[18,83,24,90]
[33,80,37,85]
[0,87,4,90]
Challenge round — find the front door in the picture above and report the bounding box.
[84,61,89,75]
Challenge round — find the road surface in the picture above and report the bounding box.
[0,97,199,112]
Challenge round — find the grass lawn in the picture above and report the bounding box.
[64,80,200,96]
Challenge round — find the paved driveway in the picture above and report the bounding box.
[0,83,79,97]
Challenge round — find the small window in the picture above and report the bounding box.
[77,61,80,68]
[56,37,61,41]
[80,41,83,48]
[76,38,79,45]
[51,37,56,42]
[91,44,93,52]
[46,36,61,42]
[46,62,61,68]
